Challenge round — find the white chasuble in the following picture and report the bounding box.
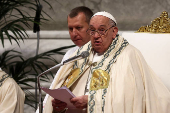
[0,70,25,113]
[43,36,170,113]
[88,37,170,113]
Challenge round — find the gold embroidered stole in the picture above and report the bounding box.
[87,36,129,113]
[61,41,92,88]
[89,36,129,91]
[62,36,129,90]
[43,36,129,113]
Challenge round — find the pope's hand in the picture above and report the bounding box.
[52,99,67,112]
[70,95,88,109]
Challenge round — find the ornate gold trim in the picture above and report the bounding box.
[62,68,80,88]
[90,69,110,90]
[137,11,170,33]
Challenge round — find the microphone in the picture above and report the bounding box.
[63,51,89,65]
[38,51,89,77]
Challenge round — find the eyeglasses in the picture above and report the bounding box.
[86,26,114,36]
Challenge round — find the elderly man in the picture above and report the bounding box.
[39,6,93,113]
[0,68,25,113]
[44,11,170,113]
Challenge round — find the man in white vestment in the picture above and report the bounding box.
[36,6,93,113]
[0,68,25,113]
[43,11,170,113]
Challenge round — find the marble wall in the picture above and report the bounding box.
[39,0,170,30]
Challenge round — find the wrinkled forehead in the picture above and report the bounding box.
[90,15,110,27]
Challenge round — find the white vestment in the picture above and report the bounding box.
[0,70,25,113]
[43,36,170,113]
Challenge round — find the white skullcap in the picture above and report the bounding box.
[92,11,117,25]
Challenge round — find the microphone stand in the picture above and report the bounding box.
[37,63,63,113]
[33,3,42,110]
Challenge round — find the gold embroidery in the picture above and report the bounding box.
[137,11,170,33]
[88,61,97,67]
[62,68,80,88]
[90,69,110,90]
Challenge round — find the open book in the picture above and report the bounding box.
[41,86,76,109]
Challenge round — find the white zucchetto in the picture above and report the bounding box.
[92,11,117,25]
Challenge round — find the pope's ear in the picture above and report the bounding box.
[112,27,118,39]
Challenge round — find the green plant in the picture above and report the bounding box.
[0,50,23,69]
[0,0,76,109]
[0,0,51,47]
[0,45,75,108]
[0,0,53,109]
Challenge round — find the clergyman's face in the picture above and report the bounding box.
[67,13,90,47]
[89,15,118,54]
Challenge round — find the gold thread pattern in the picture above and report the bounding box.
[137,11,170,33]
[62,68,80,88]
[90,69,110,90]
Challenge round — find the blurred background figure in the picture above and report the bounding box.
[0,68,25,113]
